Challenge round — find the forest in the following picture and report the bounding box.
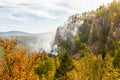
[0,0,120,80]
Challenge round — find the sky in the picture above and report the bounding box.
[0,0,113,33]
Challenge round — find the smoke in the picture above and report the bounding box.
[29,32,56,53]
[56,20,82,40]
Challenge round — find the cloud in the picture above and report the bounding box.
[0,0,60,22]
[0,0,81,21]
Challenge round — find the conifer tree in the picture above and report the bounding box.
[55,52,74,80]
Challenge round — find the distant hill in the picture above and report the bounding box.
[0,31,31,36]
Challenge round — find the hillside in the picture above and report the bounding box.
[54,0,120,56]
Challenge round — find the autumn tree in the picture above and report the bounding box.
[113,48,120,69]
[0,38,45,80]
[103,54,120,80]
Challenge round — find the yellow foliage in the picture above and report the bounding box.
[103,54,120,80]
[0,38,45,80]
[68,54,105,80]
[67,70,79,80]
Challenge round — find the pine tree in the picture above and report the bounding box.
[55,52,74,80]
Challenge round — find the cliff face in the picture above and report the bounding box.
[89,17,120,54]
